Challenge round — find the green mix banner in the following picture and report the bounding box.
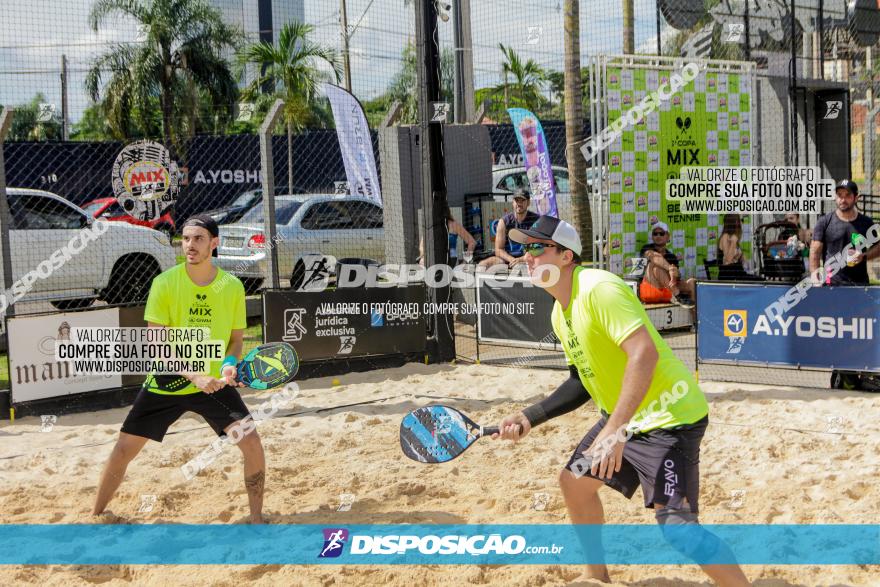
[598,59,754,278]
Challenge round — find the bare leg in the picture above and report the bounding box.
[645,263,673,290]
[93,432,149,515]
[678,278,697,298]
[233,427,266,524]
[655,503,751,587]
[559,469,611,583]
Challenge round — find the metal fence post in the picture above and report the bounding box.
[260,99,285,290]
[0,108,14,321]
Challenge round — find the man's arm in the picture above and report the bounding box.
[226,328,244,360]
[494,218,514,263]
[495,365,591,440]
[643,250,678,274]
[148,321,226,393]
[603,326,658,431]
[222,329,245,386]
[809,241,823,278]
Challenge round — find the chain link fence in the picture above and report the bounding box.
[2,0,880,391]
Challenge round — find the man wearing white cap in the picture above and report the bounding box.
[491,215,749,586]
[639,221,695,308]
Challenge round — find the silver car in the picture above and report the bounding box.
[215,194,384,290]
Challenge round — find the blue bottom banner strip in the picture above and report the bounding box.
[0,524,878,565]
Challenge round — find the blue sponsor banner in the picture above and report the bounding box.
[507,108,559,218]
[696,283,880,370]
[0,524,878,565]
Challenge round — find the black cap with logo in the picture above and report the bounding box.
[835,179,858,196]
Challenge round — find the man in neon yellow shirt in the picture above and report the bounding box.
[494,216,749,586]
[92,215,266,523]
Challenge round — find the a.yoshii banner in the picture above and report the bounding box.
[508,108,558,217]
[324,83,381,203]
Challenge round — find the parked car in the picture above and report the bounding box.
[82,196,176,237]
[491,164,571,197]
[4,188,177,309]
[202,189,264,226]
[216,194,384,292]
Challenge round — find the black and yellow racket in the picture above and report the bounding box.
[233,342,299,390]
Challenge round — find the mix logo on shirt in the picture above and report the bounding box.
[188,292,213,325]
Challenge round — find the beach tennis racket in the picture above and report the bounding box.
[400,405,514,464]
[232,342,299,390]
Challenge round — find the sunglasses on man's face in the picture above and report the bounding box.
[523,242,562,256]
[652,231,666,237]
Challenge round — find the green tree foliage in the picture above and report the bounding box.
[85,0,242,148]
[4,94,63,142]
[237,21,341,188]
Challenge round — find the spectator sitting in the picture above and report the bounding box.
[478,188,540,270]
[638,222,695,308]
[717,213,761,280]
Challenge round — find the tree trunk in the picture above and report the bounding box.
[287,119,294,193]
[623,0,635,54]
[563,0,592,260]
[161,87,173,148]
[160,60,173,150]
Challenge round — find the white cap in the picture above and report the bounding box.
[507,215,583,256]
[651,221,670,234]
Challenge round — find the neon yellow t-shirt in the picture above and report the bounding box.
[143,263,247,395]
[551,267,708,432]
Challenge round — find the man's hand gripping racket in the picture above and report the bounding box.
[399,405,526,464]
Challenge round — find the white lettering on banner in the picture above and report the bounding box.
[189,169,260,184]
[348,534,528,556]
[753,315,876,340]
[324,83,382,203]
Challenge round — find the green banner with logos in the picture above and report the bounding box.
[603,64,753,278]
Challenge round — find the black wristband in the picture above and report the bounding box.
[522,366,589,429]
[522,404,548,427]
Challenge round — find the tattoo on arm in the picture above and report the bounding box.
[245,470,265,498]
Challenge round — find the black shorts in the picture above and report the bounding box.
[565,413,708,513]
[121,386,251,442]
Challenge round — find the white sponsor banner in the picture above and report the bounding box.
[9,309,122,403]
[324,83,382,204]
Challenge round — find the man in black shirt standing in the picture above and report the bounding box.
[638,222,696,307]
[810,179,880,389]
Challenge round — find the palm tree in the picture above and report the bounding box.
[86,0,241,149]
[238,21,342,193]
[496,44,547,112]
[386,41,455,124]
[564,0,591,259]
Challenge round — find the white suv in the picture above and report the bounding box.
[3,188,177,309]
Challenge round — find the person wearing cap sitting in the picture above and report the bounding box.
[490,215,750,586]
[478,188,540,269]
[638,222,695,308]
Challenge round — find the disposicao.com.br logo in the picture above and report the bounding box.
[317,528,562,558]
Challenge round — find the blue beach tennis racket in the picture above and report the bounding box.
[399,405,501,464]
[233,342,299,390]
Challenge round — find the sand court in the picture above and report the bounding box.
[1,363,878,586]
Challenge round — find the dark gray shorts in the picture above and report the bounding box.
[565,414,708,513]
